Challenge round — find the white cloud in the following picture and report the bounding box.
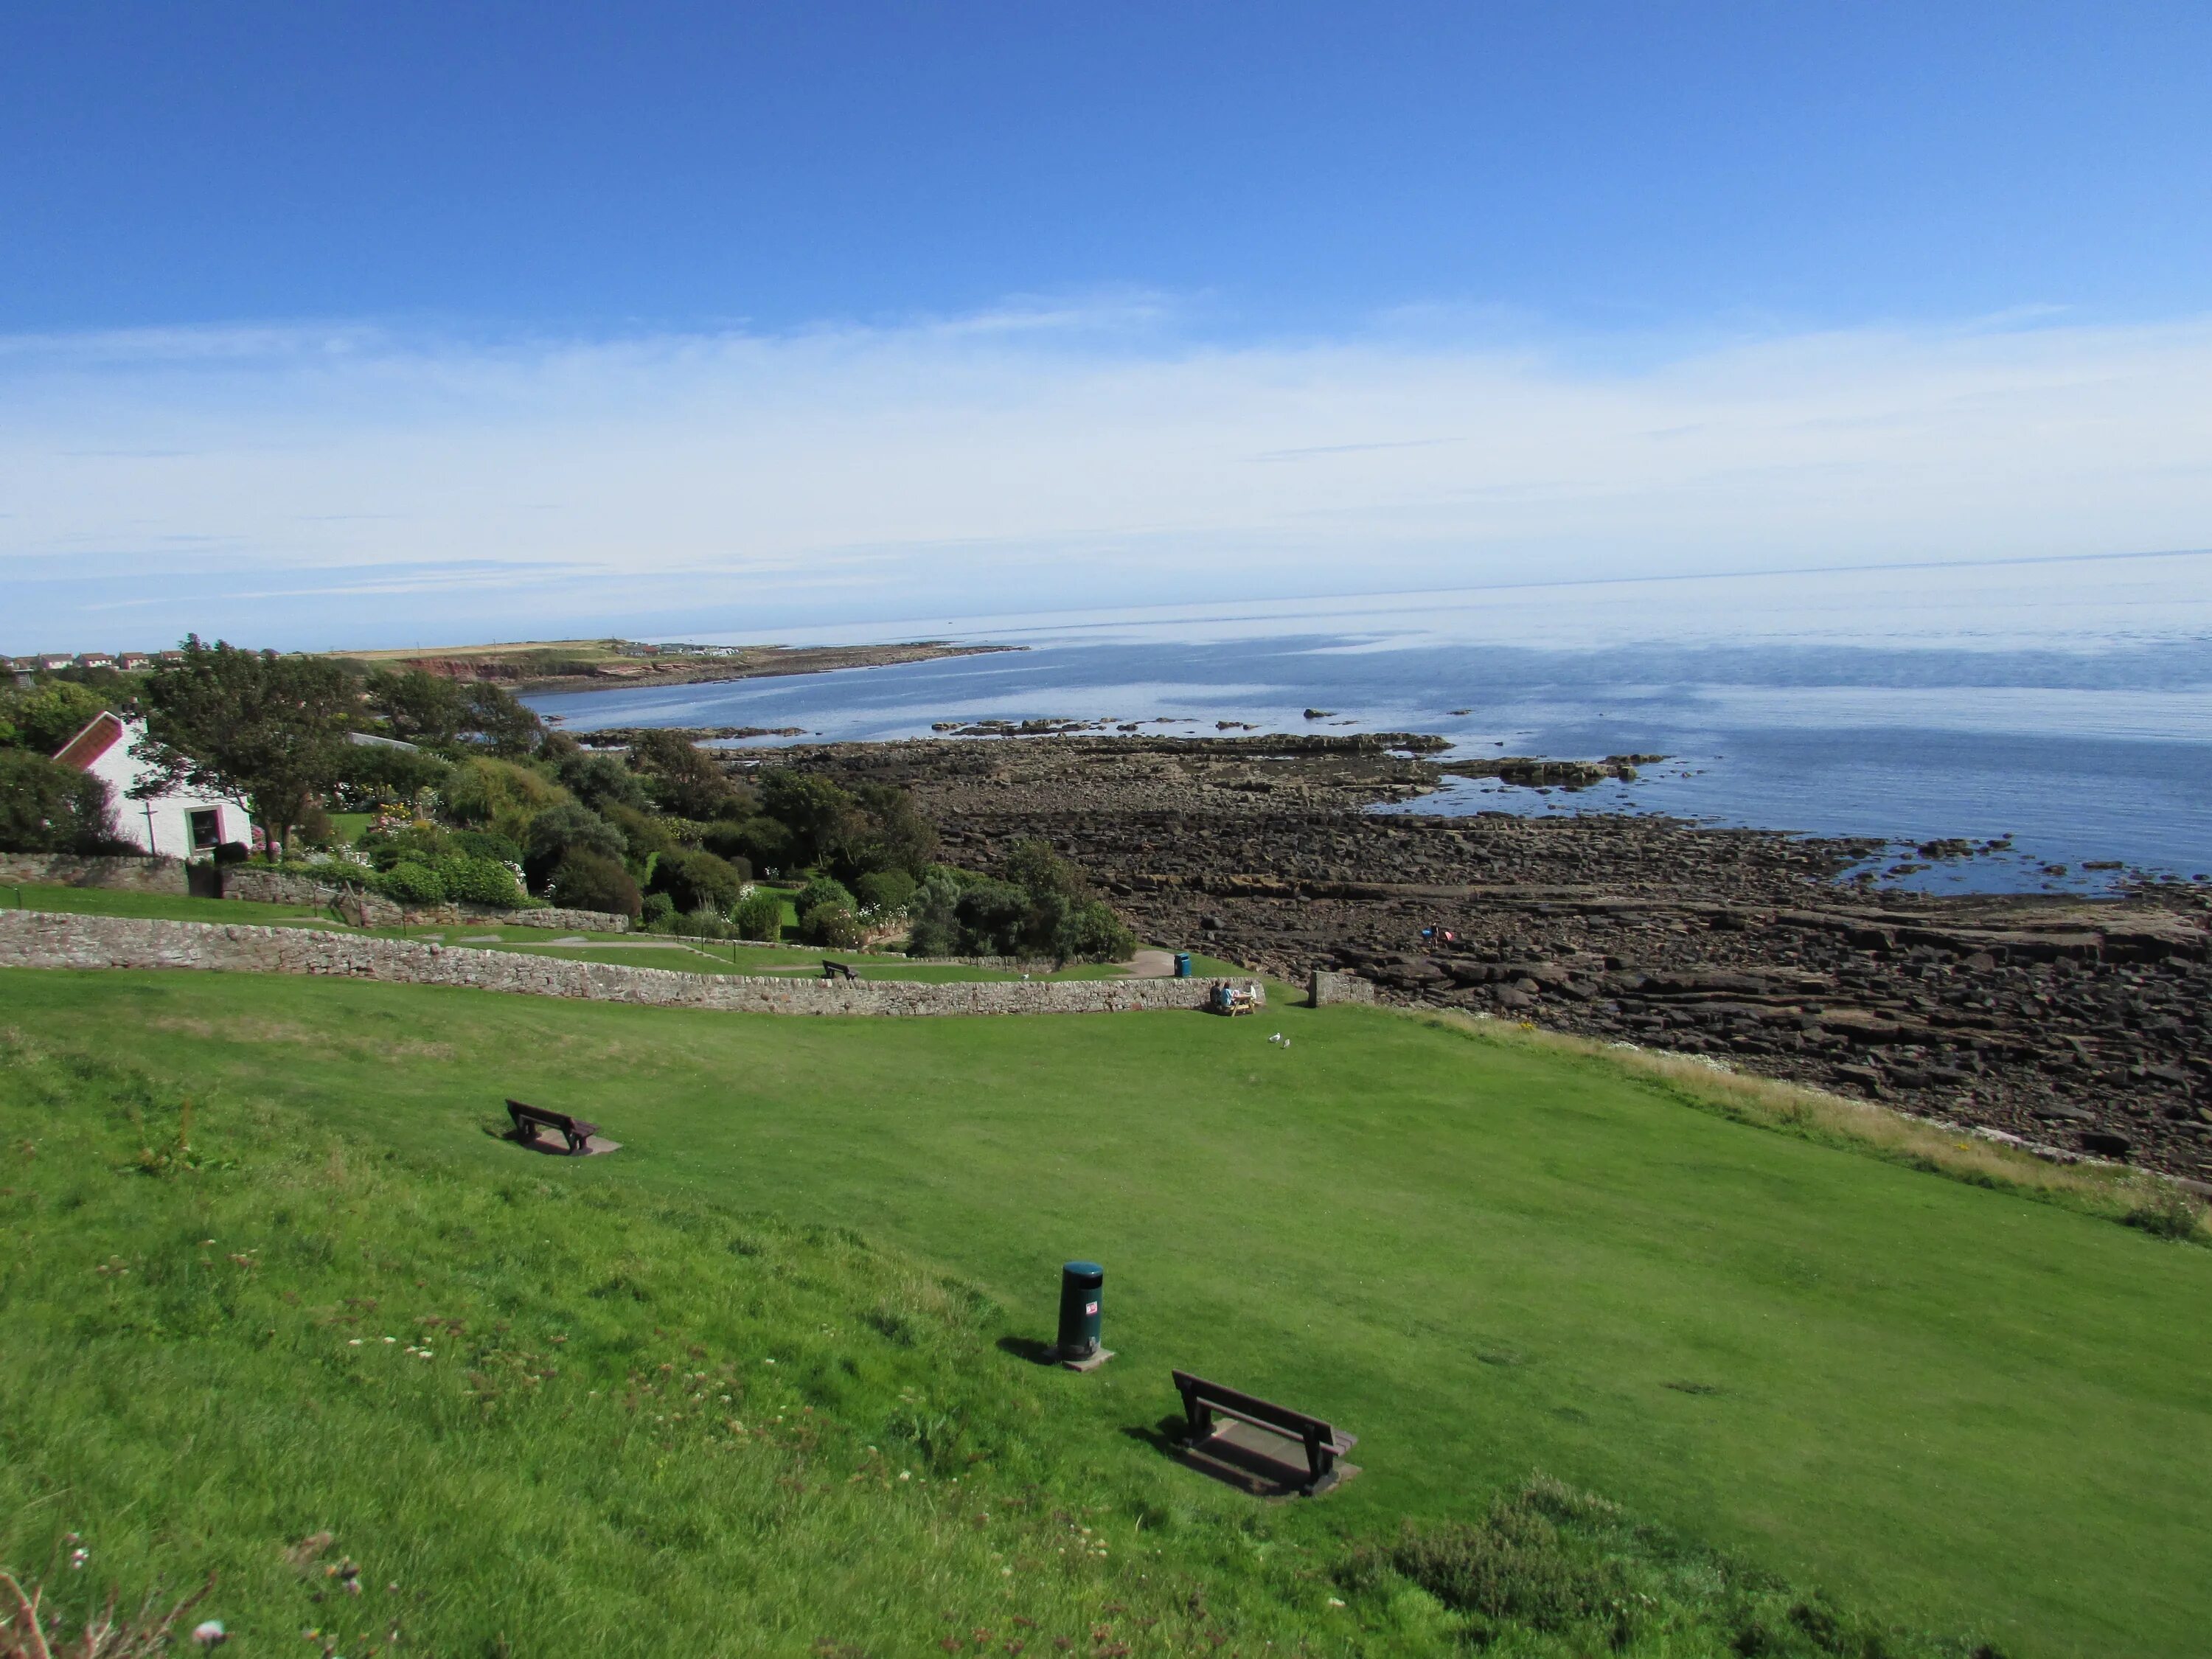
[2,305,2209,646]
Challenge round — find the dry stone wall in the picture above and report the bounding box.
[0,910,1261,1018]
[0,852,189,894]
[1308,968,1378,1007]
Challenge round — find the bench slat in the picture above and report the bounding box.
[1172,1370,1334,1441]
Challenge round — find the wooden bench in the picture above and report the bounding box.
[819,959,860,982]
[1171,1369,1357,1495]
[506,1098,599,1155]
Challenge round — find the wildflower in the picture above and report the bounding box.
[192,1619,228,1647]
[383,1336,396,1343]
[1326,1597,1345,1607]
[69,1546,88,1569]
[900,1470,912,1481]
[348,1338,362,1346]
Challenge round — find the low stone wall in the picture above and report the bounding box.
[0,852,189,894]
[489,905,629,933]
[1309,968,1378,1007]
[220,867,351,907]
[0,910,1262,1018]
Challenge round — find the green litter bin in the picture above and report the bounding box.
[1174,952,1192,978]
[1057,1261,1104,1359]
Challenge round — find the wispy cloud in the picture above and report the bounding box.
[2,304,2210,648]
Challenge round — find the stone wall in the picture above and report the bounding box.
[218,867,354,907]
[1309,968,1377,1007]
[0,852,189,894]
[0,910,1262,1018]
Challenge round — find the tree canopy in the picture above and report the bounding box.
[135,638,358,858]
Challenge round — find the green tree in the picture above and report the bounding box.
[4,680,112,754]
[135,638,357,860]
[554,750,650,813]
[364,668,469,745]
[0,751,124,852]
[549,849,642,918]
[841,783,939,880]
[757,771,863,868]
[462,681,544,757]
[340,741,453,810]
[630,729,736,818]
[647,846,748,916]
[524,803,627,889]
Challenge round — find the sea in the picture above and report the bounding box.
[523,552,2212,897]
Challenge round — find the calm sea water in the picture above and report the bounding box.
[526,558,2212,896]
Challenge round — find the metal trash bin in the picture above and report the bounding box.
[1174,952,1192,978]
[1056,1260,1105,1359]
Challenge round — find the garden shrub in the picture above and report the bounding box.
[440,755,566,844]
[361,821,451,872]
[855,868,917,913]
[799,901,863,950]
[0,750,125,853]
[450,827,524,866]
[672,905,733,939]
[603,800,676,862]
[524,803,627,888]
[732,888,784,942]
[795,873,858,917]
[437,852,524,908]
[380,860,448,905]
[296,801,338,849]
[554,749,650,813]
[649,846,747,917]
[640,891,678,930]
[722,815,793,872]
[900,849,1133,963]
[548,848,642,919]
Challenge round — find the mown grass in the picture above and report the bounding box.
[0,1028,2002,1658]
[4,975,2208,1654]
[0,883,333,926]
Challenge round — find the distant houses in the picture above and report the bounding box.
[49,711,246,859]
[10,650,182,673]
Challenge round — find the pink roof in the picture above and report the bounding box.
[52,709,126,771]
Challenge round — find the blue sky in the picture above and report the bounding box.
[4,3,2210,650]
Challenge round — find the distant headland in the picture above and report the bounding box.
[321,637,1019,693]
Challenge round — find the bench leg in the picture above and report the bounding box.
[1302,1433,1337,1495]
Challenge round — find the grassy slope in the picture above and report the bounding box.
[4,970,2208,1656]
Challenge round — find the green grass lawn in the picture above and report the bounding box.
[1,969,2205,1655]
[1,881,334,925]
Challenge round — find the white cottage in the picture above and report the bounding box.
[52,712,245,858]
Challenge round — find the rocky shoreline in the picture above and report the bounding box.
[768,732,2212,1182]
